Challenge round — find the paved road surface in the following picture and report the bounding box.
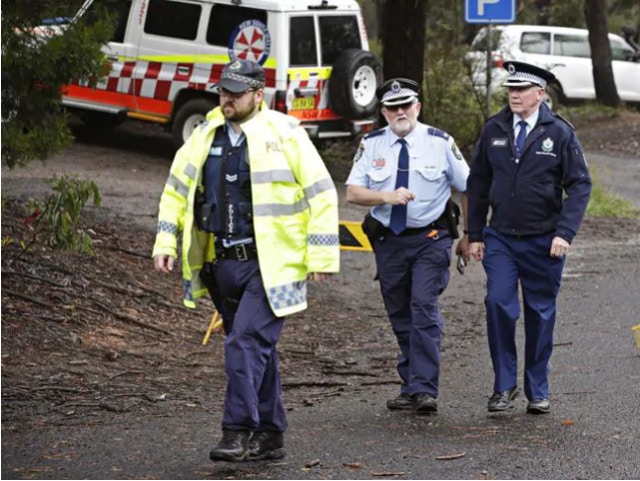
[2,126,639,479]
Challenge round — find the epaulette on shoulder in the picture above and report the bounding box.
[553,112,576,130]
[427,127,450,140]
[364,128,385,139]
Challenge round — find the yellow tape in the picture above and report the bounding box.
[632,324,640,353]
[202,311,223,345]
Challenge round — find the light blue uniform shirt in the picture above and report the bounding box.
[346,122,469,228]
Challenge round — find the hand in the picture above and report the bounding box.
[154,254,175,274]
[455,236,471,263]
[550,236,570,258]
[470,241,485,262]
[308,272,331,282]
[384,187,415,206]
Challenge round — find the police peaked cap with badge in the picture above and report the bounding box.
[376,78,421,107]
[214,59,266,93]
[502,61,556,88]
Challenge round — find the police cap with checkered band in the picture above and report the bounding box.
[502,61,556,88]
[376,78,420,107]
[214,59,265,93]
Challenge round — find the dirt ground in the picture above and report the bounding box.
[1,110,639,441]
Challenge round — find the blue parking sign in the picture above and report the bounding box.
[465,0,516,24]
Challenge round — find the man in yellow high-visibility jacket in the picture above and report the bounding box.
[152,59,340,462]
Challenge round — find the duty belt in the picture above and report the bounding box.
[385,219,448,237]
[216,243,258,261]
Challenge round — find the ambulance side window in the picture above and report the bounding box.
[206,5,268,46]
[105,0,132,43]
[319,15,361,65]
[290,16,317,67]
[144,0,201,40]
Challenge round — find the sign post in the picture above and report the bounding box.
[464,0,517,117]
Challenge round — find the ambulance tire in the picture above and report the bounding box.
[172,98,217,148]
[329,49,381,120]
[79,111,124,131]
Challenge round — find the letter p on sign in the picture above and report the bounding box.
[478,0,500,15]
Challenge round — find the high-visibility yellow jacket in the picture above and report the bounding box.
[152,102,340,317]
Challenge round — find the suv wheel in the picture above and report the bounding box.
[329,49,381,119]
[172,98,217,148]
[543,83,560,111]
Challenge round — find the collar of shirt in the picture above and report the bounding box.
[386,124,420,150]
[225,121,246,147]
[512,109,539,134]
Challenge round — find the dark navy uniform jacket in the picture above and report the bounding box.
[467,103,591,244]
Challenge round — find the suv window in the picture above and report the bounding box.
[319,15,361,65]
[144,0,201,40]
[610,37,635,61]
[206,4,268,47]
[553,34,590,58]
[290,16,317,66]
[520,32,550,54]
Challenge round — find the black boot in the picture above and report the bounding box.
[209,429,249,462]
[247,431,286,460]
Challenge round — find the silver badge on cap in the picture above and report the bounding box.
[391,81,401,93]
[508,63,516,74]
[229,61,242,71]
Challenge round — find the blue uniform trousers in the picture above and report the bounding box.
[482,227,565,401]
[374,230,452,398]
[213,258,287,432]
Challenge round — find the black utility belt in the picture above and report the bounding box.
[385,220,447,237]
[216,243,257,261]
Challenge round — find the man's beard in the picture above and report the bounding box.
[224,97,257,122]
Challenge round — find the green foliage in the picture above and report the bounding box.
[586,182,639,218]
[421,46,504,160]
[1,0,114,168]
[28,175,102,254]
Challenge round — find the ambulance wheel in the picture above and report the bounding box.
[79,111,124,130]
[172,98,217,148]
[329,49,381,119]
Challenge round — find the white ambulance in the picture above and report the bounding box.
[63,0,381,147]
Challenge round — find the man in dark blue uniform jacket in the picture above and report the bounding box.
[466,61,592,415]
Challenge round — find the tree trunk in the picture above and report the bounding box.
[584,0,621,107]
[381,0,427,91]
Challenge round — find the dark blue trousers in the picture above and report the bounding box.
[213,258,286,432]
[374,230,452,398]
[482,227,565,401]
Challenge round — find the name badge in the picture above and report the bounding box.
[210,147,222,156]
[491,138,508,147]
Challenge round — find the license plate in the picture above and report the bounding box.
[292,97,315,110]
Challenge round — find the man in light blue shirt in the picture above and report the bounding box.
[346,77,470,414]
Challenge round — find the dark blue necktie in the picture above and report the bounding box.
[389,138,409,235]
[515,120,528,158]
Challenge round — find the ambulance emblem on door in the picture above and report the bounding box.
[228,19,271,66]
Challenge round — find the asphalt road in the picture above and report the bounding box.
[2,125,639,479]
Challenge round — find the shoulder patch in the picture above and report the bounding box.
[427,127,450,140]
[364,128,385,139]
[553,112,576,130]
[353,142,365,163]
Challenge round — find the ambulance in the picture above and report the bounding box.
[63,0,381,147]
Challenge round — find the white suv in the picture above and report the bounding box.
[467,24,640,110]
[59,0,381,147]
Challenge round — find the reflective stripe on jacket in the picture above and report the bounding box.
[152,102,340,317]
